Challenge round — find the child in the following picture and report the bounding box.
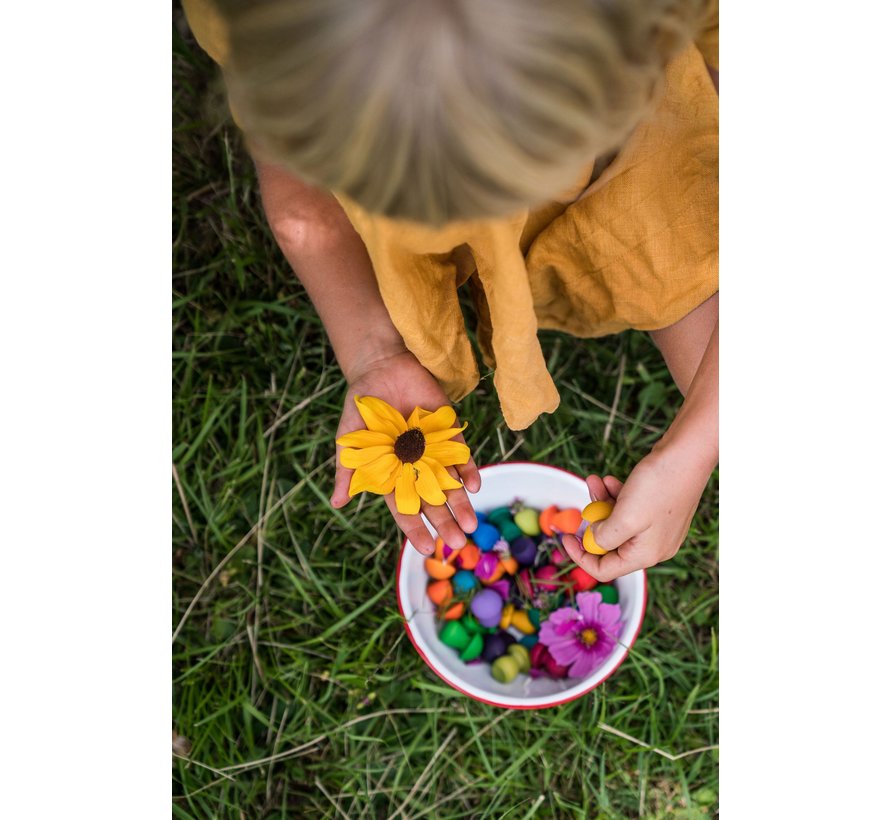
[182,0,719,582]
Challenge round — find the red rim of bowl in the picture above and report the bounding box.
[395,461,648,709]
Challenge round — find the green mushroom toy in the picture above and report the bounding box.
[486,507,524,542]
[486,507,513,529]
[439,620,471,652]
[459,633,484,662]
[461,615,484,635]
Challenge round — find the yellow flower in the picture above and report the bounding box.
[336,396,471,515]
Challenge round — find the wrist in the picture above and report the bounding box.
[653,418,718,477]
[341,338,410,385]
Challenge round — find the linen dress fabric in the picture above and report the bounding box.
[183,0,719,431]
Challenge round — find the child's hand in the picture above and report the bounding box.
[561,447,714,581]
[331,349,481,555]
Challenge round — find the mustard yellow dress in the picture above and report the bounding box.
[183,0,719,431]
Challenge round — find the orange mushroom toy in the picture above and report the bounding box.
[424,557,457,580]
[427,578,453,607]
[443,601,465,620]
[455,542,480,571]
[539,505,582,536]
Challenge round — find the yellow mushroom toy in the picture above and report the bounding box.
[581,500,614,555]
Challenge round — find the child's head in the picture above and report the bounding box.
[221,0,707,226]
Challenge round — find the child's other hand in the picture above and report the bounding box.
[561,448,713,581]
[331,349,481,555]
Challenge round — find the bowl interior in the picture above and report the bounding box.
[397,463,646,708]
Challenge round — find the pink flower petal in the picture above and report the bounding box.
[588,635,617,667]
[577,591,603,624]
[547,607,582,628]
[554,619,581,637]
[538,621,559,645]
[548,637,584,666]
[568,650,598,679]
[539,607,581,645]
[597,604,624,636]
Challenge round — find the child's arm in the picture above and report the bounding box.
[256,160,480,554]
[561,64,720,579]
[562,298,718,580]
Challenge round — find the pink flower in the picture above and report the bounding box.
[538,592,623,678]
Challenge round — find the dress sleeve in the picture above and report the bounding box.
[694,0,718,71]
[181,0,229,66]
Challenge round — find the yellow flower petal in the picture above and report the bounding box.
[336,429,395,448]
[423,440,471,467]
[414,459,447,506]
[354,396,407,438]
[423,422,468,444]
[406,407,433,428]
[349,453,400,496]
[377,460,402,495]
[339,444,395,470]
[414,405,457,435]
[421,457,463,492]
[395,462,421,515]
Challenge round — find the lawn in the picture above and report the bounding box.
[172,10,719,817]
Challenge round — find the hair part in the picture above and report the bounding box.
[220,0,709,225]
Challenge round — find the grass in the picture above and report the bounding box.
[172,10,718,817]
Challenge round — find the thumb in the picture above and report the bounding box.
[589,504,640,552]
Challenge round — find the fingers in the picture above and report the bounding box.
[562,532,636,584]
[385,476,477,556]
[421,501,467,550]
[331,461,353,508]
[444,467,478,533]
[385,494,437,555]
[562,533,611,578]
[585,475,610,503]
[584,474,623,504]
[454,434,481,493]
[582,473,635,552]
[331,397,361,508]
[589,503,642,553]
[385,479,478,556]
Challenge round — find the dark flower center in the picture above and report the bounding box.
[580,628,598,647]
[394,427,426,463]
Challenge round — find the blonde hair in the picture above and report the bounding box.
[220,0,708,225]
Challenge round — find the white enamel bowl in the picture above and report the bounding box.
[396,462,647,709]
